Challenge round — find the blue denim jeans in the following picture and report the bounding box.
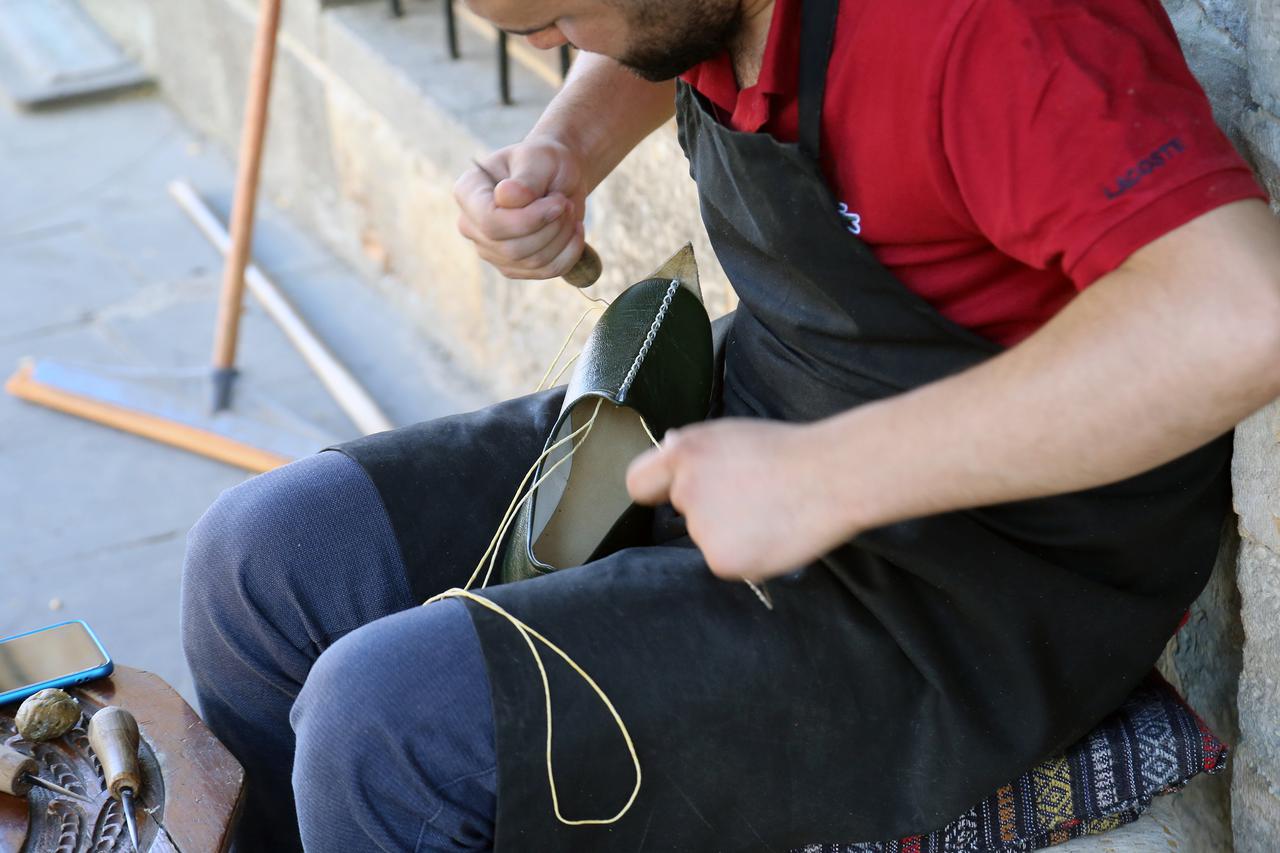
[180,451,497,852]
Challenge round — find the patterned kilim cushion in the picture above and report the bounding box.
[797,672,1228,852]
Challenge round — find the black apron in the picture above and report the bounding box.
[333,0,1231,848]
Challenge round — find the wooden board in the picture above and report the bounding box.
[0,666,244,852]
[5,360,298,474]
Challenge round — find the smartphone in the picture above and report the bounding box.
[0,620,113,707]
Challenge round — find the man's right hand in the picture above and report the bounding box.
[454,137,588,280]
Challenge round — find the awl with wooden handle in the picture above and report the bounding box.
[88,706,142,852]
[561,242,602,288]
[471,158,603,288]
[0,742,92,803]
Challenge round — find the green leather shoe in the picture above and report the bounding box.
[500,245,714,584]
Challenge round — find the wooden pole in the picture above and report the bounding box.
[212,0,283,411]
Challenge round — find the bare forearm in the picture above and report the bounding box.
[529,54,676,192]
[820,200,1280,534]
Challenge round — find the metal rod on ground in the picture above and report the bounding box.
[169,180,396,436]
[444,0,459,59]
[212,0,282,412]
[497,30,511,105]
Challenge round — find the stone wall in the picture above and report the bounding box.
[1158,2,1280,851]
[83,0,730,400]
[85,0,1280,848]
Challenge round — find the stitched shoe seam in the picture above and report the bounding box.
[618,278,680,401]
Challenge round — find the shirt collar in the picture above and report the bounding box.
[683,0,800,128]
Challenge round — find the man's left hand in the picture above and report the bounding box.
[626,419,854,582]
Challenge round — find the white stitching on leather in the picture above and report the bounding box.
[618,279,680,401]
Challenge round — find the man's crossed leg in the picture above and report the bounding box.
[181,450,498,852]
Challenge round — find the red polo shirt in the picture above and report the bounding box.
[682,0,1267,346]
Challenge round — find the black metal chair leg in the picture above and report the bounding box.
[497,30,512,105]
[444,0,459,59]
[389,0,403,17]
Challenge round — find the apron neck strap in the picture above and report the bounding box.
[797,0,841,161]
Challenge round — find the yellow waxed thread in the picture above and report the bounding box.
[431,397,640,826]
[545,352,580,389]
[575,285,611,308]
[461,400,603,591]
[534,285,611,393]
[427,277,778,828]
[424,587,642,825]
[476,399,604,589]
[430,295,637,824]
[537,304,603,392]
[640,416,660,448]
[467,308,612,592]
[459,423,587,590]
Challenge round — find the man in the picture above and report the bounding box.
[181,0,1279,850]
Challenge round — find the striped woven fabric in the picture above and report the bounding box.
[798,672,1228,853]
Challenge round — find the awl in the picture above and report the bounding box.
[89,706,143,852]
[0,742,93,803]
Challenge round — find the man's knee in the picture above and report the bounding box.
[291,599,492,756]
[183,473,273,613]
[291,601,496,847]
[183,463,296,633]
[181,452,366,661]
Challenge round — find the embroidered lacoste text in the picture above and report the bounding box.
[837,202,862,235]
[1104,138,1186,200]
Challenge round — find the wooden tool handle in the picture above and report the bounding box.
[88,706,142,799]
[563,243,602,288]
[0,745,37,797]
[213,0,283,375]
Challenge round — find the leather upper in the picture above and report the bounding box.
[499,272,714,584]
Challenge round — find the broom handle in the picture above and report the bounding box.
[212,0,283,407]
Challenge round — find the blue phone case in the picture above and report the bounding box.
[0,620,114,707]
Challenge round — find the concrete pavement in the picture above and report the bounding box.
[0,88,478,705]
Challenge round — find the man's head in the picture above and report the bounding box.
[466,0,744,82]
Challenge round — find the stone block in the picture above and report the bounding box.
[1158,525,1242,850]
[318,1,731,397]
[1232,402,1280,553]
[143,0,244,151]
[1249,0,1280,116]
[278,0,326,58]
[1233,761,1280,853]
[1164,0,1252,145]
[79,0,155,70]
[1240,107,1280,202]
[1200,0,1252,45]
[1234,538,1280,851]
[591,126,734,320]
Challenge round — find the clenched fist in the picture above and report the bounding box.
[454,137,588,280]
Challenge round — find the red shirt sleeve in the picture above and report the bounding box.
[939,0,1267,289]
